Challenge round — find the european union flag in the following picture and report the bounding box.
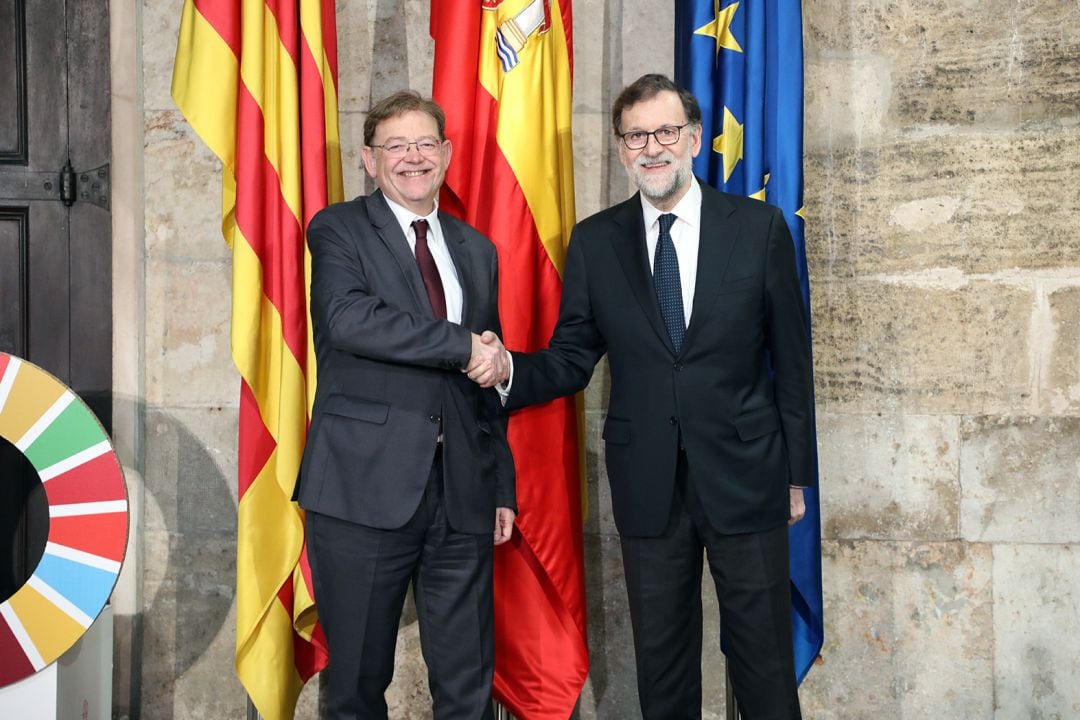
[675,0,824,684]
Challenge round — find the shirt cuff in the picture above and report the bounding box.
[495,352,514,405]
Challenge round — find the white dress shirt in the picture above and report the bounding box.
[640,179,702,327]
[383,196,464,325]
[500,182,704,398]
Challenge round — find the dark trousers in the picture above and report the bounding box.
[620,452,801,720]
[307,455,495,720]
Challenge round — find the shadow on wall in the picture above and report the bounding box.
[111,395,239,720]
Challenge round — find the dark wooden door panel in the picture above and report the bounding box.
[65,0,112,428]
[0,209,29,356]
[23,0,68,172]
[0,0,111,596]
[27,201,72,380]
[0,0,28,161]
[0,0,108,392]
[69,201,110,426]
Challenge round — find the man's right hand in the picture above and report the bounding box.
[465,331,509,387]
[789,487,806,526]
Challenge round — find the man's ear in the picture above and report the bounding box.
[361,146,377,178]
[615,134,631,170]
[441,138,453,170]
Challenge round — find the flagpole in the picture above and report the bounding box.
[494,701,516,719]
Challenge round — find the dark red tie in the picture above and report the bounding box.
[412,219,446,319]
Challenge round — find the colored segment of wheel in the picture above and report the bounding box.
[0,352,128,688]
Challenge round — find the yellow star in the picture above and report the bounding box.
[795,206,807,220]
[711,106,744,182]
[749,173,771,202]
[694,0,742,57]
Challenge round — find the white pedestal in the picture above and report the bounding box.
[0,605,113,719]
[0,662,59,719]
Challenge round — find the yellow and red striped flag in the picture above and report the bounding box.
[431,2,588,717]
[171,1,342,717]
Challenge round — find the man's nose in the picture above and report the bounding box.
[642,133,666,153]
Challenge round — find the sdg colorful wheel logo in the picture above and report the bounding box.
[0,352,128,688]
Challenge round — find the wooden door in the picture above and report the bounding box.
[0,0,111,602]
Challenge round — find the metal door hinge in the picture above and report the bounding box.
[60,159,110,209]
[0,160,110,209]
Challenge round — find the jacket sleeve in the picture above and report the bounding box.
[308,208,473,369]
[763,206,817,488]
[506,226,607,410]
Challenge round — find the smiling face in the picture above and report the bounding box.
[616,90,702,211]
[361,109,451,215]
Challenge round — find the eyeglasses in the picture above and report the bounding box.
[618,124,691,150]
[369,139,444,157]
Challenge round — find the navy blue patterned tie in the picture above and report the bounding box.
[653,213,685,353]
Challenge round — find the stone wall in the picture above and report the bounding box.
[800,2,1080,718]
[116,0,1079,717]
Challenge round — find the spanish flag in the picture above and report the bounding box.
[431,1,589,717]
[171,1,342,717]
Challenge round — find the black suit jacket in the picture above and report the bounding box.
[508,180,814,537]
[296,190,515,534]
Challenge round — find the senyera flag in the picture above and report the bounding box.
[172,0,343,717]
[431,1,589,717]
[675,0,825,684]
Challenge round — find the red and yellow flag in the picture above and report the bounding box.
[172,1,342,717]
[431,2,588,717]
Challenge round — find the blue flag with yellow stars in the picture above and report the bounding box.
[675,0,823,684]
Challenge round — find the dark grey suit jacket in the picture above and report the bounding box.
[296,190,515,534]
[508,180,814,537]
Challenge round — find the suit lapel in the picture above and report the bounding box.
[366,191,435,316]
[609,194,674,353]
[682,182,739,351]
[439,212,477,328]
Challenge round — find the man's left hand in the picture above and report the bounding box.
[789,487,806,526]
[494,507,516,545]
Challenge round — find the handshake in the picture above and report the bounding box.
[465,331,511,388]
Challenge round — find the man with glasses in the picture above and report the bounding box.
[498,74,814,718]
[295,90,516,719]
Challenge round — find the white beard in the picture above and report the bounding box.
[626,149,693,206]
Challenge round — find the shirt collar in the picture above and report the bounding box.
[383,194,440,236]
[639,178,702,231]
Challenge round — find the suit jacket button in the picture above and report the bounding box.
[429,414,440,424]
[669,417,678,426]
[673,362,683,371]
